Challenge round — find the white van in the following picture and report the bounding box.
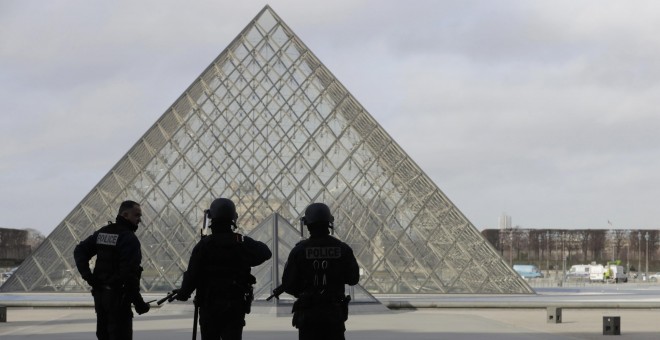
[589,264,606,282]
[606,265,628,283]
[589,264,628,283]
[567,264,591,279]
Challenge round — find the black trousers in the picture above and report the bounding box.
[199,304,246,340]
[294,303,346,340]
[93,288,133,340]
[299,326,345,340]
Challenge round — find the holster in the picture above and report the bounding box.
[243,285,254,314]
[340,295,351,321]
[291,292,347,329]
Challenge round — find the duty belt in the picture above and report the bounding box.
[101,284,121,291]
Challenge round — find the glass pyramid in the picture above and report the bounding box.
[0,5,532,294]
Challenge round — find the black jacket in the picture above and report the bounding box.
[177,228,272,303]
[73,216,143,299]
[281,233,359,298]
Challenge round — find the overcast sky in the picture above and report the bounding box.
[2,0,660,235]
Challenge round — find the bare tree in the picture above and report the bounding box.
[25,228,46,251]
[480,228,660,272]
[481,229,501,252]
[565,231,580,262]
[649,230,659,264]
[575,230,590,262]
[629,230,643,272]
[514,227,527,261]
[589,230,607,263]
[612,229,629,262]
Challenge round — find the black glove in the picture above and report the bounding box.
[134,296,151,315]
[174,289,189,302]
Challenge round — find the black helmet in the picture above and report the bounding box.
[302,203,334,226]
[207,198,238,223]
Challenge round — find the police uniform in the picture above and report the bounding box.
[281,229,359,340]
[176,228,272,340]
[74,215,149,340]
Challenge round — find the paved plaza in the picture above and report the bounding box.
[1,304,660,339]
[2,285,660,339]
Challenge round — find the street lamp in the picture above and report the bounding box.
[546,231,550,276]
[645,232,649,279]
[555,232,560,278]
[538,235,542,269]
[638,232,642,277]
[561,231,566,282]
[626,243,630,274]
[509,229,514,266]
[611,233,615,262]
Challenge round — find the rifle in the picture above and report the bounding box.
[157,290,179,305]
[267,217,307,302]
[266,284,285,301]
[267,217,309,301]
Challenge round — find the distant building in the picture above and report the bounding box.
[481,228,659,272]
[499,213,512,230]
[0,228,32,266]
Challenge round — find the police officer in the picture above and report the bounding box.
[174,198,272,340]
[281,203,360,340]
[74,200,151,340]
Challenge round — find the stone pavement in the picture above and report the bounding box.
[1,303,660,339]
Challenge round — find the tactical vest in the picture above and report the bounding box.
[300,238,344,299]
[93,223,124,287]
[197,233,255,309]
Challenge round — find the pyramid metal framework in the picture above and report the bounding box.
[1,6,532,294]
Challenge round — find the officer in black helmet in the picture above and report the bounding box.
[74,200,151,340]
[174,198,272,340]
[281,203,360,340]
